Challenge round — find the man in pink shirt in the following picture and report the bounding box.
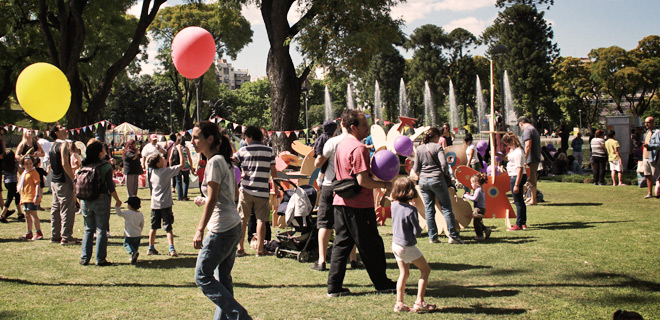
[327,110,396,297]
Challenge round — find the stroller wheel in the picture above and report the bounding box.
[297,251,310,263]
[275,248,285,259]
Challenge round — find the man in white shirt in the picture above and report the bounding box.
[141,134,166,191]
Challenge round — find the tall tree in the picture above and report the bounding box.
[482,4,560,123]
[495,0,554,9]
[149,1,252,129]
[448,28,479,128]
[404,24,451,125]
[245,0,403,152]
[626,35,660,117]
[552,57,604,131]
[588,46,630,115]
[36,0,167,128]
[359,47,406,122]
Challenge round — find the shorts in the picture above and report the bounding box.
[151,207,174,232]
[527,162,540,186]
[22,202,38,211]
[238,191,270,223]
[391,242,423,264]
[609,160,622,171]
[641,159,654,176]
[316,185,335,229]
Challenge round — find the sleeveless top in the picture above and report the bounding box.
[50,141,66,183]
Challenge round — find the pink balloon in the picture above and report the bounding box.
[372,150,399,181]
[393,135,413,157]
[171,27,216,79]
[234,166,241,184]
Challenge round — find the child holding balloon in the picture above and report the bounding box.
[390,177,436,313]
[462,173,491,240]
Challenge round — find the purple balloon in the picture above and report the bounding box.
[480,161,488,173]
[372,150,399,181]
[476,141,488,157]
[234,166,241,184]
[393,135,413,157]
[486,164,500,176]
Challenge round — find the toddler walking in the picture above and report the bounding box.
[115,196,144,264]
[18,156,43,240]
[462,174,492,240]
[390,177,436,313]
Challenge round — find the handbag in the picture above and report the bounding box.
[332,177,362,199]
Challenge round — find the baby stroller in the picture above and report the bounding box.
[273,178,318,263]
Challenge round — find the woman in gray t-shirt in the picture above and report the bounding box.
[191,121,250,319]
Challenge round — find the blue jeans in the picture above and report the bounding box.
[419,177,459,240]
[195,224,251,320]
[124,237,141,255]
[510,175,527,227]
[176,171,190,200]
[81,195,111,263]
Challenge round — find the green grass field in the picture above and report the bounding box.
[0,181,659,319]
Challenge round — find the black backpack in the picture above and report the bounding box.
[75,161,111,200]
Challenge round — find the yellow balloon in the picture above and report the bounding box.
[16,62,71,123]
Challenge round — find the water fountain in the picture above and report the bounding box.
[398,78,409,117]
[374,81,382,121]
[424,81,434,127]
[324,85,333,121]
[449,80,460,132]
[476,75,487,132]
[503,70,518,132]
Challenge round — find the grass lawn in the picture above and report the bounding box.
[0,181,659,319]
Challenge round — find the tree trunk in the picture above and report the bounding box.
[262,0,303,154]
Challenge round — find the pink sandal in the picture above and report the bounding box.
[393,304,411,312]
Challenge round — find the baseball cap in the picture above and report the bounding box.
[150,134,158,141]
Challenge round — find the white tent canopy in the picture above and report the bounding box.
[111,122,148,135]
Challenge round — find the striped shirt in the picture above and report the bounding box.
[234,142,275,198]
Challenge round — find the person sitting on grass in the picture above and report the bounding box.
[115,196,144,264]
[18,155,43,240]
[390,177,436,313]
[462,173,491,240]
[146,143,184,257]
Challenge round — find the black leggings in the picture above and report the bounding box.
[4,182,20,209]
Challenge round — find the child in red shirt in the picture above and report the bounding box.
[18,156,43,240]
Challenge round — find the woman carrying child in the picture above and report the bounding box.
[390,177,436,313]
[18,155,43,240]
[191,121,251,319]
[462,174,491,240]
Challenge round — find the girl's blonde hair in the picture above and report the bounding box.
[502,132,523,149]
[391,177,418,202]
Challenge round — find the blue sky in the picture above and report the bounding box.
[131,0,660,78]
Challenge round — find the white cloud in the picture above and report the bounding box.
[139,33,162,75]
[392,0,494,23]
[444,16,493,35]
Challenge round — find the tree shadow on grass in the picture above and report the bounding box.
[540,202,602,206]
[425,283,520,299]
[578,272,660,292]
[136,256,197,269]
[0,238,27,243]
[0,276,196,288]
[385,258,492,271]
[532,220,633,230]
[436,304,527,316]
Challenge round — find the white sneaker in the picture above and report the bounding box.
[448,237,464,244]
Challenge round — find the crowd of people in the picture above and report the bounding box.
[1,112,659,318]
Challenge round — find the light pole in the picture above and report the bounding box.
[578,109,582,133]
[167,99,174,133]
[301,79,310,145]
